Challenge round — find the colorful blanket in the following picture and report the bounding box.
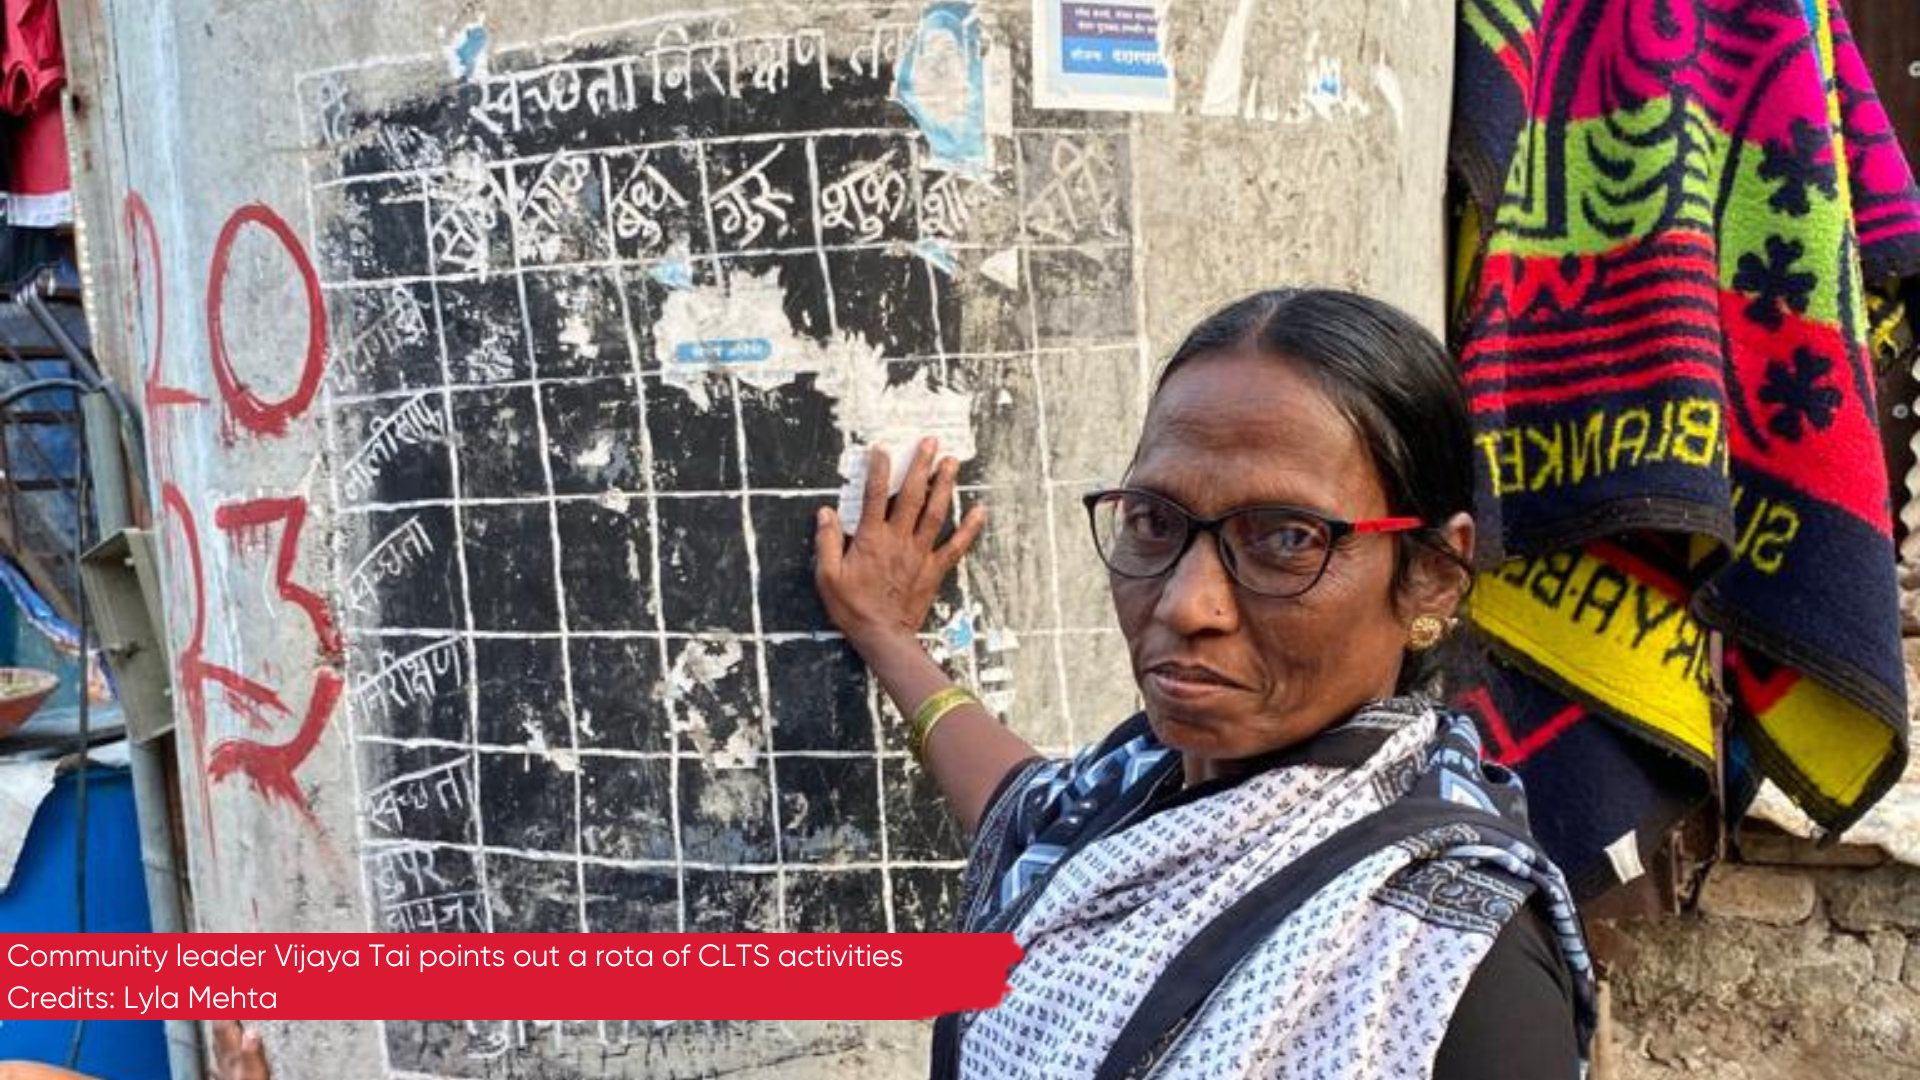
[1452,0,1920,873]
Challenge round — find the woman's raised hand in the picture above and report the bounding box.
[814,438,1033,834]
[814,437,987,653]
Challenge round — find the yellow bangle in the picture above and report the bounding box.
[910,686,979,762]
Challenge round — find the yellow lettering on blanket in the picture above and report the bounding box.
[1472,547,1715,762]
[1729,483,1801,576]
[1476,399,1724,497]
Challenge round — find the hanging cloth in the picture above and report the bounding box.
[0,0,68,228]
[1450,0,1920,888]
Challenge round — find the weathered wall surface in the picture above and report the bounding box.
[59,1,1452,1076]
[1603,838,1920,1080]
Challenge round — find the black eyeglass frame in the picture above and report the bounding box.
[1081,487,1425,599]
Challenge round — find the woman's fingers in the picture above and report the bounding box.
[212,1019,243,1060]
[857,446,891,535]
[916,456,959,545]
[814,507,845,581]
[939,503,988,570]
[238,1031,269,1080]
[891,437,938,531]
[211,1020,270,1080]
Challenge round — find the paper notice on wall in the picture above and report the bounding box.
[1032,0,1175,113]
[837,406,977,535]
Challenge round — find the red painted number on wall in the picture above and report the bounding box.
[133,194,341,833]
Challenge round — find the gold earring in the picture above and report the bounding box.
[1408,614,1446,652]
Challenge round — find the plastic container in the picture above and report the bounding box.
[0,765,169,1078]
[0,667,59,736]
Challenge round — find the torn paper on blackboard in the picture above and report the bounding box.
[835,376,977,534]
[894,2,992,175]
[1032,0,1174,112]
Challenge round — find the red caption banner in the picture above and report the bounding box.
[0,934,1022,1020]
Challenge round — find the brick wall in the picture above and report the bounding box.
[1601,830,1920,1079]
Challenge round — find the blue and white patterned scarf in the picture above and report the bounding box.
[943,696,1594,1080]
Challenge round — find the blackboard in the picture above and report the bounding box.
[299,6,1147,1073]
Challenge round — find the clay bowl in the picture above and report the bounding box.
[0,667,60,738]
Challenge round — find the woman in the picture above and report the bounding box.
[814,288,1593,1079]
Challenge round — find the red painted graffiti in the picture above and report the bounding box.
[135,190,344,838]
[206,203,327,438]
[206,497,344,824]
[126,191,209,426]
[160,481,289,844]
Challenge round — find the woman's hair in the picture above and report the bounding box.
[1154,288,1477,693]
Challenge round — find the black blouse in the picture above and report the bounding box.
[1433,903,1580,1079]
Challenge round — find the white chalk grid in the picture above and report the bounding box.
[300,8,1146,1075]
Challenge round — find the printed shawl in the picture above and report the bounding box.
[941,698,1594,1080]
[1451,0,1920,881]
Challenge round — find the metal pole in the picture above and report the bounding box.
[79,396,121,530]
[77,382,200,1080]
[21,274,149,493]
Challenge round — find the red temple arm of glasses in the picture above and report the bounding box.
[1351,517,1424,534]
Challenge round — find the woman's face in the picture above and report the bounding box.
[1112,348,1414,766]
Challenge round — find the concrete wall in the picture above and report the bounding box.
[57,1,1453,1077]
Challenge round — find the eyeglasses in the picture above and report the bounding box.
[1082,488,1424,599]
